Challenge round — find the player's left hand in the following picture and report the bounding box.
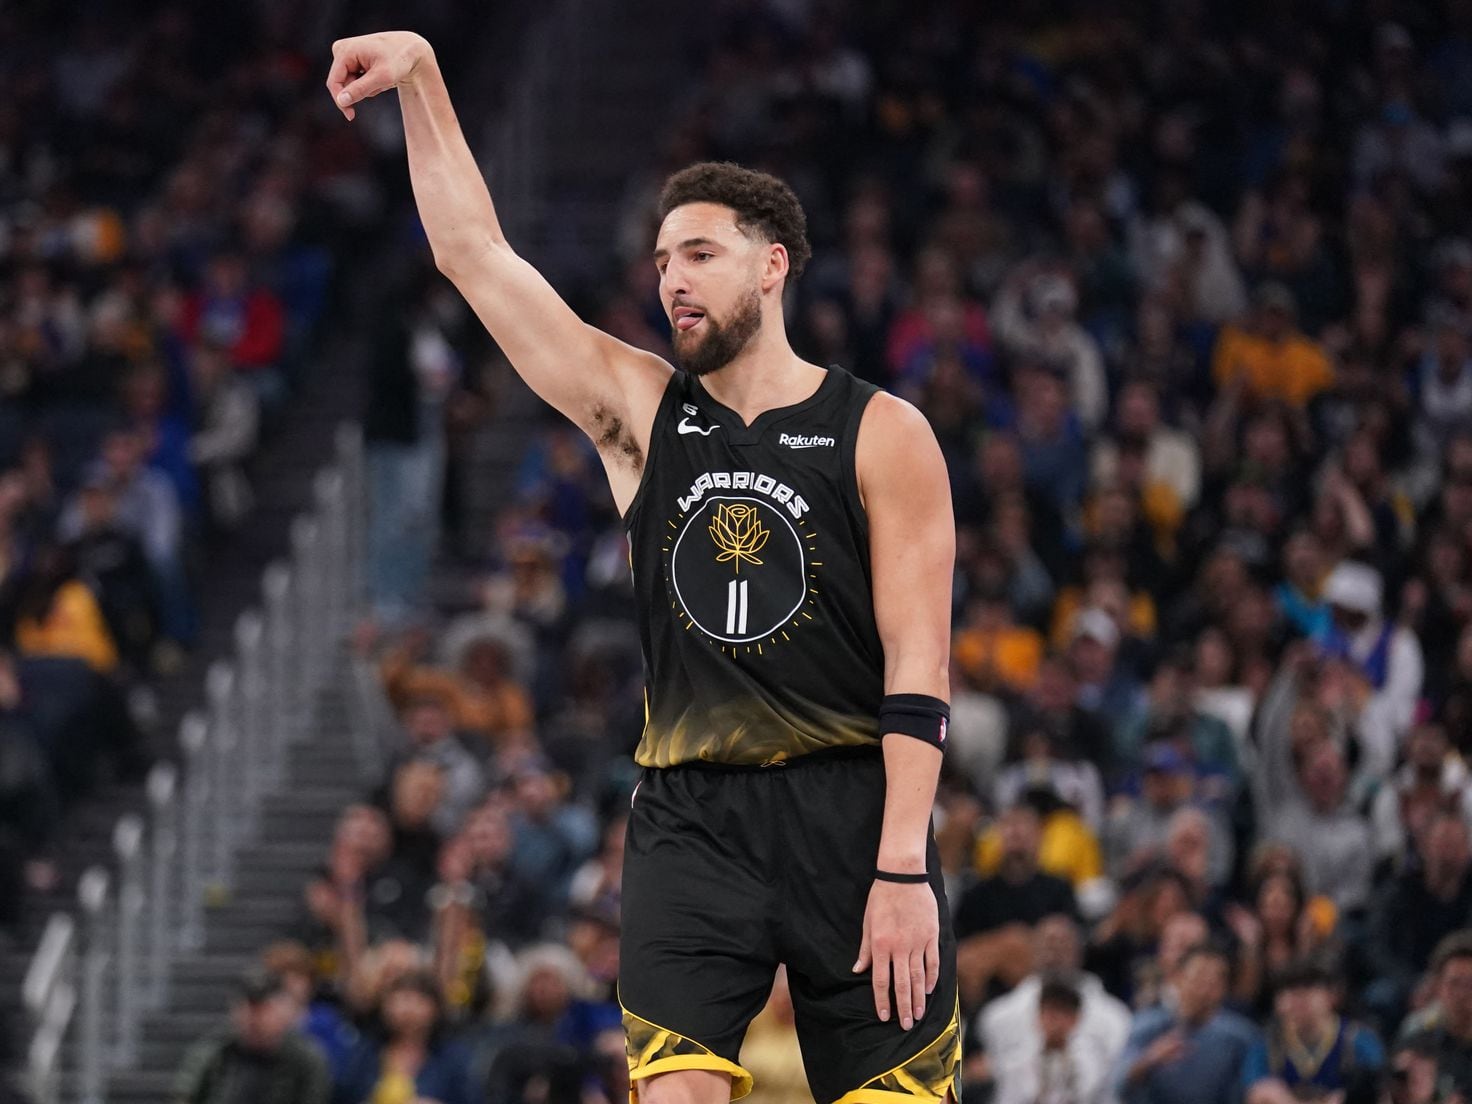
[852,879,940,1030]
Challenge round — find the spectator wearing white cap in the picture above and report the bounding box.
[994,263,1110,430]
[1312,560,1425,780]
[1070,607,1145,737]
[1132,201,1247,328]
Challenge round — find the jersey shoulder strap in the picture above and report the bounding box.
[834,367,881,530]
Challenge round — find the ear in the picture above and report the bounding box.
[760,242,790,293]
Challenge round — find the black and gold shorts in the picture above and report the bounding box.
[619,748,961,1103]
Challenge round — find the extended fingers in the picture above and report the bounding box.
[924,936,940,995]
[892,945,913,1031]
[872,946,891,1023]
[910,950,927,1024]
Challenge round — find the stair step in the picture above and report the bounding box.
[136,1010,230,1045]
[235,840,331,866]
[261,788,360,813]
[135,1035,203,1074]
[205,897,302,924]
[258,816,352,845]
[108,1067,200,1102]
[205,929,291,956]
[165,953,257,979]
[262,764,358,788]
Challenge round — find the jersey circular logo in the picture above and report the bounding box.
[670,497,807,643]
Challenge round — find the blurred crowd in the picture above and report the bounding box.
[171,2,1472,1104]
[0,0,431,933]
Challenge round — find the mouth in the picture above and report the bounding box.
[673,306,706,333]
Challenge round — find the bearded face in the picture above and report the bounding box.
[672,279,763,377]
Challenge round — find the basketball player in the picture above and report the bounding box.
[328,31,959,1104]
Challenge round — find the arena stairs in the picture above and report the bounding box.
[0,311,366,1103]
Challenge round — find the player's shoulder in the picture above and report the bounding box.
[856,389,935,443]
[855,391,942,468]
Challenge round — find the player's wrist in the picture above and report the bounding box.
[397,36,437,88]
[874,868,929,884]
[875,847,926,874]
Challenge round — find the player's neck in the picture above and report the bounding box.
[698,326,825,427]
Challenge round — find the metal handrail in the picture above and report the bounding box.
[23,914,76,1104]
[178,711,209,951]
[263,561,295,779]
[146,763,178,1009]
[112,816,144,1067]
[77,867,110,1104]
[205,660,239,891]
[235,611,267,825]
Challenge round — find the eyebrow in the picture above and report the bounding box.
[652,237,718,262]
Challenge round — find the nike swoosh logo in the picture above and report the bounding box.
[678,417,718,436]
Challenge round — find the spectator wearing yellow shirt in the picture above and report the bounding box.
[14,546,118,674]
[975,790,1106,900]
[1212,282,1334,408]
[953,591,1046,694]
[380,633,535,752]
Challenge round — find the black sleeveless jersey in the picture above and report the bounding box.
[624,365,887,767]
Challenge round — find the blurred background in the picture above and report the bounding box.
[6,0,1472,1102]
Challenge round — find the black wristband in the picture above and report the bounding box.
[874,869,930,884]
[878,693,950,751]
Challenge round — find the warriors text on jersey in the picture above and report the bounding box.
[624,366,886,767]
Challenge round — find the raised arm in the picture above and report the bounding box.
[850,393,956,1031]
[327,32,670,508]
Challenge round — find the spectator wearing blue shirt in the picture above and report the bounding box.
[1117,943,1259,1104]
[1241,960,1384,1104]
[1015,364,1089,520]
[333,970,475,1104]
[1273,530,1332,642]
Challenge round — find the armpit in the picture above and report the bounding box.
[591,404,644,472]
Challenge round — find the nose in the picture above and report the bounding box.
[661,260,690,300]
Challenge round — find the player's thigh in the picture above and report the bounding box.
[776,758,961,1102]
[620,768,778,1094]
[637,1069,737,1104]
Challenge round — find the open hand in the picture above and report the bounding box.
[326,31,433,121]
[852,879,940,1030]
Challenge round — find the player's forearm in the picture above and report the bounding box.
[877,733,943,873]
[397,53,507,269]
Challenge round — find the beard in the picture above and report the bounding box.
[673,283,763,377]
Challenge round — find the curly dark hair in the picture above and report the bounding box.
[657,161,812,282]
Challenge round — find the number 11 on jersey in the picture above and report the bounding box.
[726,579,750,636]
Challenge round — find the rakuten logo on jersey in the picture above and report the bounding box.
[779,432,836,449]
